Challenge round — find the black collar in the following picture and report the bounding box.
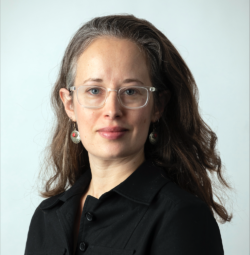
[39,159,170,210]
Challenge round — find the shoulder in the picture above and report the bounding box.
[151,181,224,254]
[158,179,211,214]
[154,179,221,236]
[38,192,65,210]
[24,192,66,254]
[27,192,65,231]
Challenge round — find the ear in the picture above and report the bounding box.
[151,90,171,122]
[59,88,76,121]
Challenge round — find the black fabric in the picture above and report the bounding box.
[24,159,224,255]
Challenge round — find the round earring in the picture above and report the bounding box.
[70,122,81,144]
[149,119,159,145]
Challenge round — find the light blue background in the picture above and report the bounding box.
[1,0,249,254]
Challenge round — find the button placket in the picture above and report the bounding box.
[77,197,97,253]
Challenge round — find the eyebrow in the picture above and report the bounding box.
[83,78,102,84]
[83,78,144,85]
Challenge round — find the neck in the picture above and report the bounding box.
[87,150,145,199]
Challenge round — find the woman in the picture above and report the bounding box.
[24,14,232,255]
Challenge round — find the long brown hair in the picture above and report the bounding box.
[40,14,232,223]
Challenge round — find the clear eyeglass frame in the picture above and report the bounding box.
[69,85,158,109]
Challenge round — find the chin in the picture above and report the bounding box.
[91,146,132,159]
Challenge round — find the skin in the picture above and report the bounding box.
[59,36,169,200]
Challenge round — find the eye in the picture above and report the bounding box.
[124,88,137,95]
[87,87,104,95]
[89,88,99,94]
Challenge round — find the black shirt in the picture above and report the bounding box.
[24,159,224,255]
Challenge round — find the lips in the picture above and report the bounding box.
[97,126,128,140]
[97,126,128,132]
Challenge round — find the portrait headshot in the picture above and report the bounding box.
[1,1,249,255]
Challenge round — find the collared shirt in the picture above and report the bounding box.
[24,159,224,255]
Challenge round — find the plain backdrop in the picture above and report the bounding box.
[1,0,249,254]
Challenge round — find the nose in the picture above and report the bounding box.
[103,89,123,119]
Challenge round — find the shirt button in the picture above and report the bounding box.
[85,212,94,221]
[79,242,87,252]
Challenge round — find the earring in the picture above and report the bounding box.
[70,122,81,144]
[149,119,159,145]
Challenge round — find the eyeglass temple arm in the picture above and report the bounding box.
[69,86,157,92]
[69,86,76,92]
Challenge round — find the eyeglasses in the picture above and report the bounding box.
[69,85,158,109]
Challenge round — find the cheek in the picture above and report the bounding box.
[75,107,97,132]
[135,110,151,133]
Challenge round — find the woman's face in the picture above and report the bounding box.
[61,37,161,161]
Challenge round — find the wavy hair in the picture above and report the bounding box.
[40,14,232,223]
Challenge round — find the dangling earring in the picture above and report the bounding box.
[149,119,159,145]
[70,122,81,144]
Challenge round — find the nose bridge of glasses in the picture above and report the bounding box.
[106,88,118,93]
[104,88,120,104]
[105,88,119,98]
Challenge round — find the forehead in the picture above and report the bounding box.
[75,36,151,84]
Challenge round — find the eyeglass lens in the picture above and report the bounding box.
[76,86,148,108]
